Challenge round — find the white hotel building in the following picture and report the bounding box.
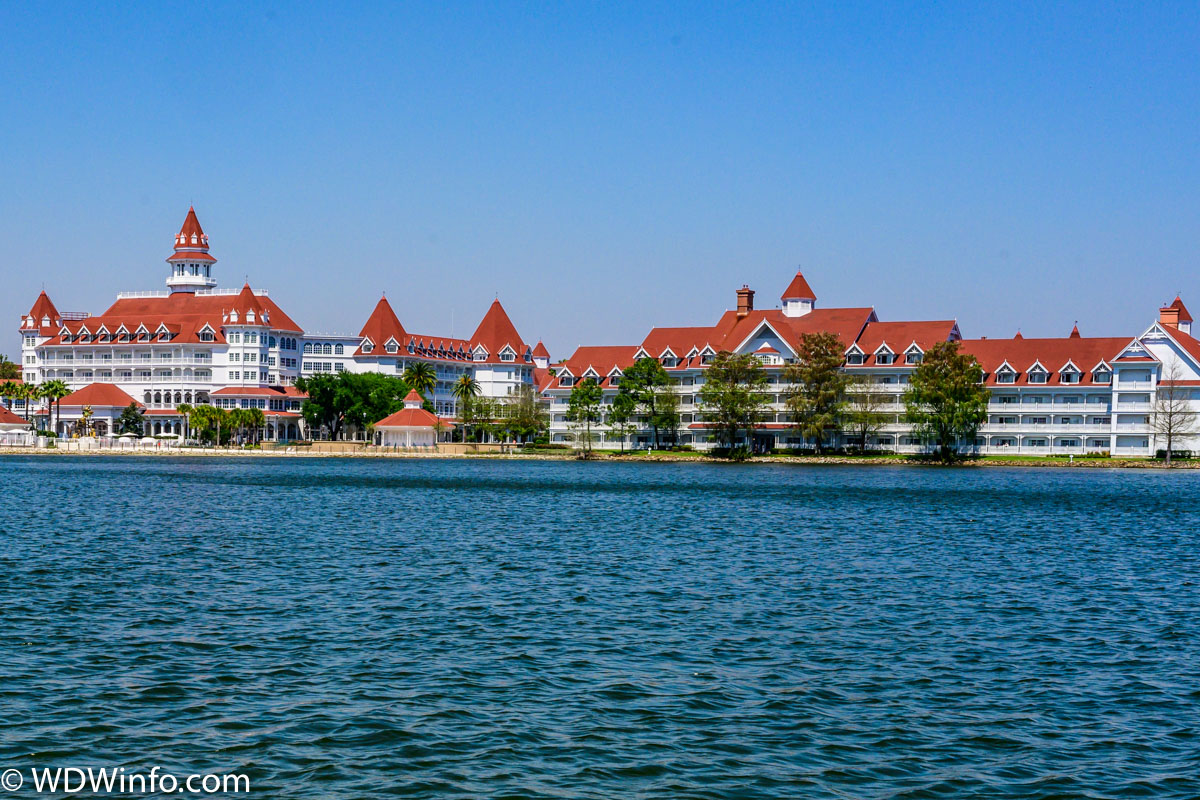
[545,271,1200,457]
[15,208,539,438]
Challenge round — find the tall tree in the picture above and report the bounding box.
[38,379,71,438]
[782,332,848,453]
[606,390,638,452]
[566,377,603,457]
[617,358,675,448]
[505,384,547,443]
[17,383,38,422]
[1152,359,1198,465]
[0,355,19,381]
[698,351,770,458]
[844,375,890,452]
[403,362,438,399]
[903,340,989,463]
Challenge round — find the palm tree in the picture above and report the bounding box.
[39,380,70,437]
[17,383,38,422]
[404,362,438,401]
[177,403,193,442]
[0,381,16,412]
[451,374,480,443]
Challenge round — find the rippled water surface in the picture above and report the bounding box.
[2,456,1199,798]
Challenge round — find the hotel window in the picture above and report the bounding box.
[230,371,240,380]
[1093,370,1111,383]
[701,353,714,365]
[363,344,374,354]
[501,351,515,362]
[905,351,923,364]
[876,352,894,365]
[322,344,332,355]
[386,342,398,354]
[1028,370,1048,384]
[560,377,575,387]
[997,371,1016,384]
[845,352,864,365]
[1060,370,1080,384]
[661,357,678,368]
[304,343,313,353]
[335,344,344,355]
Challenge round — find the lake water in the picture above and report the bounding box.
[2,456,1198,798]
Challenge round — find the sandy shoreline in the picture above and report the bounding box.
[0,446,1191,468]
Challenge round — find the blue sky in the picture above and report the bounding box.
[2,2,1197,358]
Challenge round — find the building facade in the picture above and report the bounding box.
[15,208,538,438]
[544,271,1200,457]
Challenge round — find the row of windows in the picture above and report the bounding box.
[227,371,269,381]
[302,361,344,373]
[304,342,345,355]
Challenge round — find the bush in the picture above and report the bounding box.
[36,430,57,438]
[1081,451,1110,459]
[1155,449,1193,460]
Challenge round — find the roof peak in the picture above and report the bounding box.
[781,270,816,300]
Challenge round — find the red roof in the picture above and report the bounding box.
[1069,324,1081,338]
[169,207,213,260]
[0,405,29,426]
[781,271,816,300]
[403,389,423,403]
[59,383,139,408]
[533,340,550,359]
[374,407,444,428]
[851,320,959,366]
[167,251,217,263]
[38,285,304,346]
[23,291,62,335]
[550,346,641,389]
[1169,296,1193,323]
[958,337,1128,385]
[211,386,306,398]
[356,296,407,356]
[469,299,528,362]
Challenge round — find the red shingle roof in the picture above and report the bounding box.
[958,337,1128,386]
[469,299,528,362]
[781,271,816,300]
[356,296,407,356]
[533,340,550,359]
[59,383,139,408]
[1169,296,1193,323]
[852,320,960,366]
[0,405,30,426]
[375,407,444,428]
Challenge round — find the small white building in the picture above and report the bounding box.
[374,390,451,449]
[0,403,33,446]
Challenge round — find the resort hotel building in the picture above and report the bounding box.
[12,208,540,439]
[543,272,1200,458]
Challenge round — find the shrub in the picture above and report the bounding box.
[1155,449,1192,460]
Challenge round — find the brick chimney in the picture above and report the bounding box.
[736,285,755,318]
[1160,304,1180,329]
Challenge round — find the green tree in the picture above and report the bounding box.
[617,358,676,449]
[606,390,638,452]
[115,403,145,436]
[17,382,38,422]
[0,355,19,381]
[38,379,71,438]
[782,332,848,453]
[567,377,603,458]
[844,375,890,452]
[0,381,18,415]
[403,362,438,399]
[176,403,193,441]
[505,384,547,443]
[903,340,989,462]
[698,351,770,459]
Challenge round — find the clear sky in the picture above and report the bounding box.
[2,2,1197,358]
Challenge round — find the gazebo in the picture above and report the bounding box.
[374,391,452,449]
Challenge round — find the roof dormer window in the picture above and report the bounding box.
[1093,369,1111,384]
[876,352,894,365]
[905,347,923,364]
[1028,366,1049,384]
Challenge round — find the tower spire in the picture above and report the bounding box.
[165,207,217,293]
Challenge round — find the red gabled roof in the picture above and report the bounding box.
[403,389,423,403]
[167,251,217,263]
[533,340,550,359]
[23,291,62,335]
[169,206,213,260]
[1069,324,1081,338]
[469,299,527,361]
[534,366,555,393]
[781,271,816,300]
[0,405,30,426]
[549,345,641,389]
[59,383,139,408]
[1169,296,1193,323]
[958,337,1129,385]
[36,285,305,346]
[851,320,959,366]
[356,296,407,356]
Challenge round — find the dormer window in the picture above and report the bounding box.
[876,352,894,365]
[996,366,1017,384]
[1060,369,1080,384]
[662,356,678,368]
[905,349,923,365]
[560,376,575,387]
[1028,367,1049,384]
[500,350,516,362]
[385,341,398,354]
[1093,369,1111,384]
[473,351,486,362]
[846,350,864,366]
[363,343,374,354]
